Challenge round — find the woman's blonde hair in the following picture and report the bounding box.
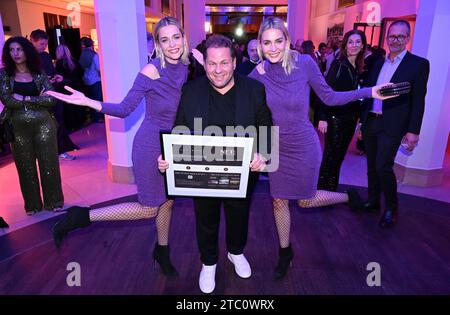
[257,17,297,75]
[56,44,76,71]
[153,17,189,68]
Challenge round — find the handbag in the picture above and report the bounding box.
[0,107,14,143]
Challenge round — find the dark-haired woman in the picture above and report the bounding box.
[0,36,63,214]
[317,30,367,192]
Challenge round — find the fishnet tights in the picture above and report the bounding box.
[89,200,174,245]
[155,200,174,246]
[297,190,349,208]
[273,199,291,248]
[273,191,349,247]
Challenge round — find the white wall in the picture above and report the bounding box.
[0,0,22,36]
[184,0,206,49]
[146,0,164,21]
[309,0,418,46]
[15,0,96,38]
[146,0,183,33]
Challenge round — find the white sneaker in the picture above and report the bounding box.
[59,152,76,160]
[199,264,216,294]
[227,253,251,278]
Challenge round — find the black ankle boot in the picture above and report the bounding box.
[347,188,363,212]
[53,206,91,247]
[0,217,8,228]
[152,244,179,278]
[273,244,294,280]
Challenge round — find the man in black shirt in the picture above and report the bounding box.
[158,35,272,294]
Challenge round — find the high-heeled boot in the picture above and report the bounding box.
[52,206,91,247]
[152,244,179,278]
[347,188,363,212]
[0,217,8,228]
[273,244,294,280]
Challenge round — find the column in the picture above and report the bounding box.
[394,0,450,186]
[183,0,205,50]
[94,0,147,183]
[288,0,311,44]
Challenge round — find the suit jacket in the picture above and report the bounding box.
[361,51,430,137]
[174,74,272,153]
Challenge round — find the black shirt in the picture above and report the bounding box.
[208,82,236,132]
[13,81,40,96]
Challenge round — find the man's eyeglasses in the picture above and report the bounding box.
[387,35,408,42]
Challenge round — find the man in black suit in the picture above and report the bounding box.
[158,35,272,293]
[361,20,430,227]
[236,39,260,76]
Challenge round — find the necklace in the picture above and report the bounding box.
[16,69,30,74]
[15,72,32,82]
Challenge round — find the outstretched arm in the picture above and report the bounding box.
[46,63,160,118]
[46,86,101,110]
[306,57,396,105]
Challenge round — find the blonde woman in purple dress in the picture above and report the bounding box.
[249,17,394,279]
[46,17,190,278]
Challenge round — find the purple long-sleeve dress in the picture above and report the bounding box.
[249,54,372,199]
[101,58,188,206]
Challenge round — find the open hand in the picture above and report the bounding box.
[45,86,100,110]
[192,48,204,66]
